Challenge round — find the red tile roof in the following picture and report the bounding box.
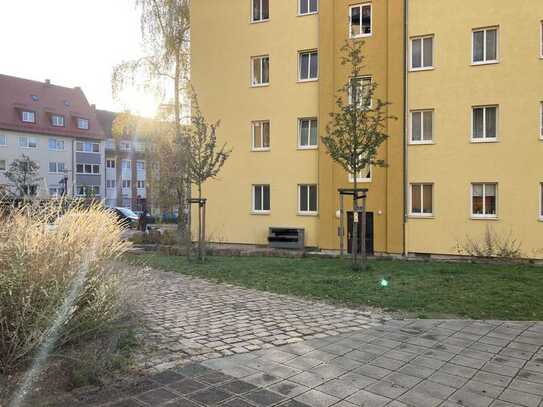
[0,74,104,140]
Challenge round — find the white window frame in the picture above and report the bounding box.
[540,102,543,140]
[137,180,145,189]
[18,136,37,148]
[298,118,318,149]
[410,110,434,144]
[251,0,269,23]
[540,21,543,59]
[0,159,6,172]
[106,159,116,169]
[77,185,100,197]
[410,35,434,71]
[77,118,90,130]
[409,183,434,217]
[471,105,498,142]
[48,138,65,151]
[76,141,100,153]
[106,180,116,189]
[539,183,543,221]
[349,76,373,109]
[51,115,65,127]
[136,160,145,171]
[298,0,318,16]
[471,183,498,219]
[120,141,132,151]
[472,27,499,65]
[298,184,318,215]
[298,50,319,82]
[251,55,270,87]
[48,162,66,174]
[0,134,6,147]
[122,179,131,189]
[348,165,372,183]
[76,164,101,175]
[349,3,372,39]
[251,120,271,151]
[252,184,270,214]
[21,111,36,123]
[122,159,132,170]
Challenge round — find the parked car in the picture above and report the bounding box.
[112,207,139,228]
[134,210,156,224]
[161,212,179,224]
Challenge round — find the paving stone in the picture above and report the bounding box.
[218,379,259,395]
[108,399,143,407]
[499,389,542,407]
[365,379,410,399]
[412,379,456,400]
[135,388,179,405]
[162,398,201,407]
[268,380,310,397]
[346,389,391,407]
[399,389,443,407]
[151,370,186,385]
[315,378,360,398]
[294,389,340,407]
[220,397,256,407]
[187,387,232,405]
[353,364,392,380]
[244,388,286,406]
[167,378,208,395]
[448,388,494,407]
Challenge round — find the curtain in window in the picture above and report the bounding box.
[350,7,361,36]
[486,29,497,61]
[485,107,497,138]
[300,186,308,212]
[412,39,422,68]
[423,37,433,67]
[472,184,484,214]
[412,185,422,213]
[485,184,496,214]
[473,31,485,62]
[423,111,433,141]
[309,120,318,145]
[412,112,422,141]
[473,108,484,138]
[423,185,433,213]
[361,5,371,34]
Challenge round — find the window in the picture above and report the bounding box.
[540,102,543,139]
[19,136,37,148]
[0,135,6,146]
[252,121,270,150]
[77,118,90,130]
[472,183,497,218]
[411,36,434,70]
[76,141,100,153]
[299,184,318,214]
[299,118,318,148]
[540,183,543,220]
[299,50,318,81]
[252,185,270,212]
[51,115,65,127]
[76,164,100,174]
[134,141,145,152]
[122,180,131,188]
[252,56,270,86]
[349,76,372,108]
[106,180,116,188]
[21,111,36,123]
[49,188,61,197]
[122,160,131,170]
[0,160,5,171]
[77,185,100,196]
[137,180,145,189]
[472,106,498,141]
[49,162,65,173]
[410,110,433,143]
[299,0,318,15]
[473,27,498,64]
[349,165,372,183]
[120,141,131,151]
[350,4,372,38]
[48,138,64,150]
[541,21,543,58]
[136,161,145,171]
[410,184,433,216]
[106,159,116,169]
[252,0,269,22]
[106,139,115,150]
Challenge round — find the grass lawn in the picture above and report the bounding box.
[127,254,543,321]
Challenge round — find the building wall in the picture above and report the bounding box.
[406,0,543,258]
[75,138,105,199]
[191,0,320,246]
[0,129,74,196]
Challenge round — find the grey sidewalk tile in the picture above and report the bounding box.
[448,388,494,407]
[151,370,186,385]
[220,397,256,407]
[482,362,520,378]
[365,380,410,399]
[412,379,456,400]
[163,398,201,406]
[489,401,523,407]
[290,371,329,387]
[370,356,406,370]
[217,379,259,395]
[136,388,179,406]
[339,372,378,389]
[383,371,422,388]
[244,388,286,406]
[508,378,543,397]
[462,380,504,399]
[399,389,443,407]
[198,371,235,385]
[328,355,364,370]
[472,371,512,387]
[440,362,478,379]
[243,372,283,387]
[186,387,232,405]
[278,400,312,407]
[518,369,543,384]
[427,371,468,389]
[109,399,145,407]
[353,364,393,380]
[294,389,339,407]
[315,378,360,398]
[285,356,323,370]
[309,363,349,379]
[499,389,542,407]
[174,363,214,378]
[346,389,391,407]
[397,363,436,379]
[450,355,486,369]
[167,378,209,395]
[269,380,311,397]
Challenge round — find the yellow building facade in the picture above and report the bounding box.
[192,0,543,258]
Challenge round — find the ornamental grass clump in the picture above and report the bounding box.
[0,202,131,374]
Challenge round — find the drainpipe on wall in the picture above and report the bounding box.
[402,0,409,257]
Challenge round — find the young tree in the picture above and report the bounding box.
[4,155,42,198]
[112,0,191,245]
[187,92,232,260]
[322,41,393,270]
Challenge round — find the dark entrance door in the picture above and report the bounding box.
[347,211,374,255]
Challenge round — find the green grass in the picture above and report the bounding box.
[127,254,543,321]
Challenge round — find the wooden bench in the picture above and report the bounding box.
[268,227,305,250]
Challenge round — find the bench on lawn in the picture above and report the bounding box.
[268,227,305,250]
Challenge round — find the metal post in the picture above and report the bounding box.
[339,194,344,257]
[202,201,206,262]
[361,193,367,268]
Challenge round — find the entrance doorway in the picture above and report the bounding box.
[347,211,374,255]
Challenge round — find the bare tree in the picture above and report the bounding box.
[4,155,42,199]
[112,0,191,245]
[187,92,232,260]
[322,40,393,270]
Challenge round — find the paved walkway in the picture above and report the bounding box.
[71,318,543,407]
[133,269,387,371]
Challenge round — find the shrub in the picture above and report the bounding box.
[455,225,523,259]
[0,202,131,374]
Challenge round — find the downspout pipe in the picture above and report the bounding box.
[402,0,409,257]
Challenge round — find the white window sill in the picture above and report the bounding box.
[539,217,543,222]
[471,60,499,66]
[409,67,435,72]
[0,145,7,148]
[350,33,372,40]
[409,214,434,219]
[470,138,498,144]
[298,212,318,217]
[20,146,37,149]
[250,18,270,24]
[297,11,318,17]
[297,78,319,83]
[349,179,372,183]
[471,215,498,220]
[297,145,318,150]
[409,141,434,145]
[251,211,270,216]
[251,148,271,152]
[251,83,270,88]
[48,149,65,152]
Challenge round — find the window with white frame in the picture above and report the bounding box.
[77,118,90,130]
[134,140,145,152]
[0,135,6,146]
[349,4,372,38]
[122,180,131,188]
[473,27,498,64]
[349,76,372,108]
[0,160,6,171]
[410,184,433,216]
[49,162,65,173]
[106,180,116,188]
[137,180,145,189]
[252,184,270,212]
[51,115,65,127]
[348,164,372,183]
[540,21,543,58]
[136,161,145,171]
[299,0,318,15]
[299,50,318,81]
[77,185,100,196]
[252,56,270,86]
[411,36,434,70]
[21,111,36,123]
[49,188,61,197]
[252,0,269,22]
[299,184,318,214]
[298,118,318,148]
[122,159,131,170]
[251,121,270,150]
[48,138,64,150]
[540,183,543,219]
[410,110,433,143]
[472,106,497,141]
[76,141,100,153]
[76,164,100,174]
[106,159,116,169]
[19,136,37,148]
[540,102,543,139]
[472,183,497,217]
[120,141,131,151]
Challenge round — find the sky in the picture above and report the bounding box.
[0,0,161,117]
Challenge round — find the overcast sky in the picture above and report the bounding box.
[0,0,160,117]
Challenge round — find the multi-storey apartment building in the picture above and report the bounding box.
[193,1,543,259]
[0,75,105,199]
[96,110,149,210]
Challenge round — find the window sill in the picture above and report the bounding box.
[297,78,319,83]
[0,145,7,148]
[297,11,318,17]
[409,67,435,72]
[251,211,270,216]
[251,83,270,88]
[539,217,543,222]
[350,34,372,40]
[470,138,498,144]
[49,149,65,152]
[471,60,499,66]
[297,146,318,150]
[298,212,318,217]
[409,141,434,145]
[471,216,499,220]
[251,148,271,152]
[409,214,434,219]
[250,18,270,24]
[349,179,372,183]
[20,146,37,149]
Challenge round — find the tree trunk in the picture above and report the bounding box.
[361,192,367,271]
[198,184,203,261]
[352,177,359,270]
